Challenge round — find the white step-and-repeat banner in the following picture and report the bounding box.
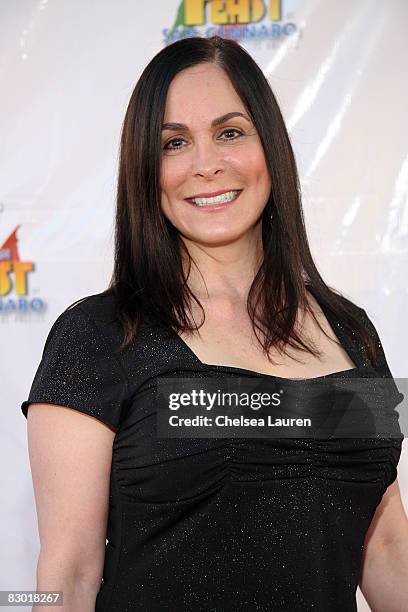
[2,1,407,610]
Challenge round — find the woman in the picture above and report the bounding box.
[22,36,408,611]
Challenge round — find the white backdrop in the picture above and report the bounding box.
[1,1,407,610]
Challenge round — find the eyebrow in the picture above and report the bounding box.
[161,111,251,132]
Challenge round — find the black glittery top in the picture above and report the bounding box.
[21,291,404,612]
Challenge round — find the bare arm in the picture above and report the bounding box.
[359,479,408,611]
[27,402,116,611]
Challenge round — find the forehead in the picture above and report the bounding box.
[163,64,246,122]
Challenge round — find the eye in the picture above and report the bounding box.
[220,128,243,140]
[163,136,186,151]
[163,128,244,151]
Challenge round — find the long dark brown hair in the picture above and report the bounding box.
[101,35,378,367]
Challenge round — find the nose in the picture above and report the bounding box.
[191,137,225,178]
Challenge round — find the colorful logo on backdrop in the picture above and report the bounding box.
[164,0,298,46]
[0,226,44,313]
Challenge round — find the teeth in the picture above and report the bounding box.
[191,190,239,206]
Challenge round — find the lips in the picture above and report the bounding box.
[185,189,242,201]
[185,190,243,210]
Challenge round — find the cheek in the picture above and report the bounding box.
[160,158,188,194]
[239,157,271,202]
[230,144,270,185]
[160,161,190,224]
[249,149,270,181]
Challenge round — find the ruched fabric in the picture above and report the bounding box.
[21,292,404,611]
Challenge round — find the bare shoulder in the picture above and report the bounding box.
[302,290,357,340]
[297,291,332,339]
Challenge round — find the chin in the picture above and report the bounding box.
[192,231,244,245]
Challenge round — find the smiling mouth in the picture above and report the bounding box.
[185,190,243,207]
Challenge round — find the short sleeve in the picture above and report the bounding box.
[358,307,405,487]
[21,304,129,431]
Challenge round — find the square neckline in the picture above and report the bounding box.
[171,291,365,382]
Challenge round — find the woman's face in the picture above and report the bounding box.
[160,63,272,246]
